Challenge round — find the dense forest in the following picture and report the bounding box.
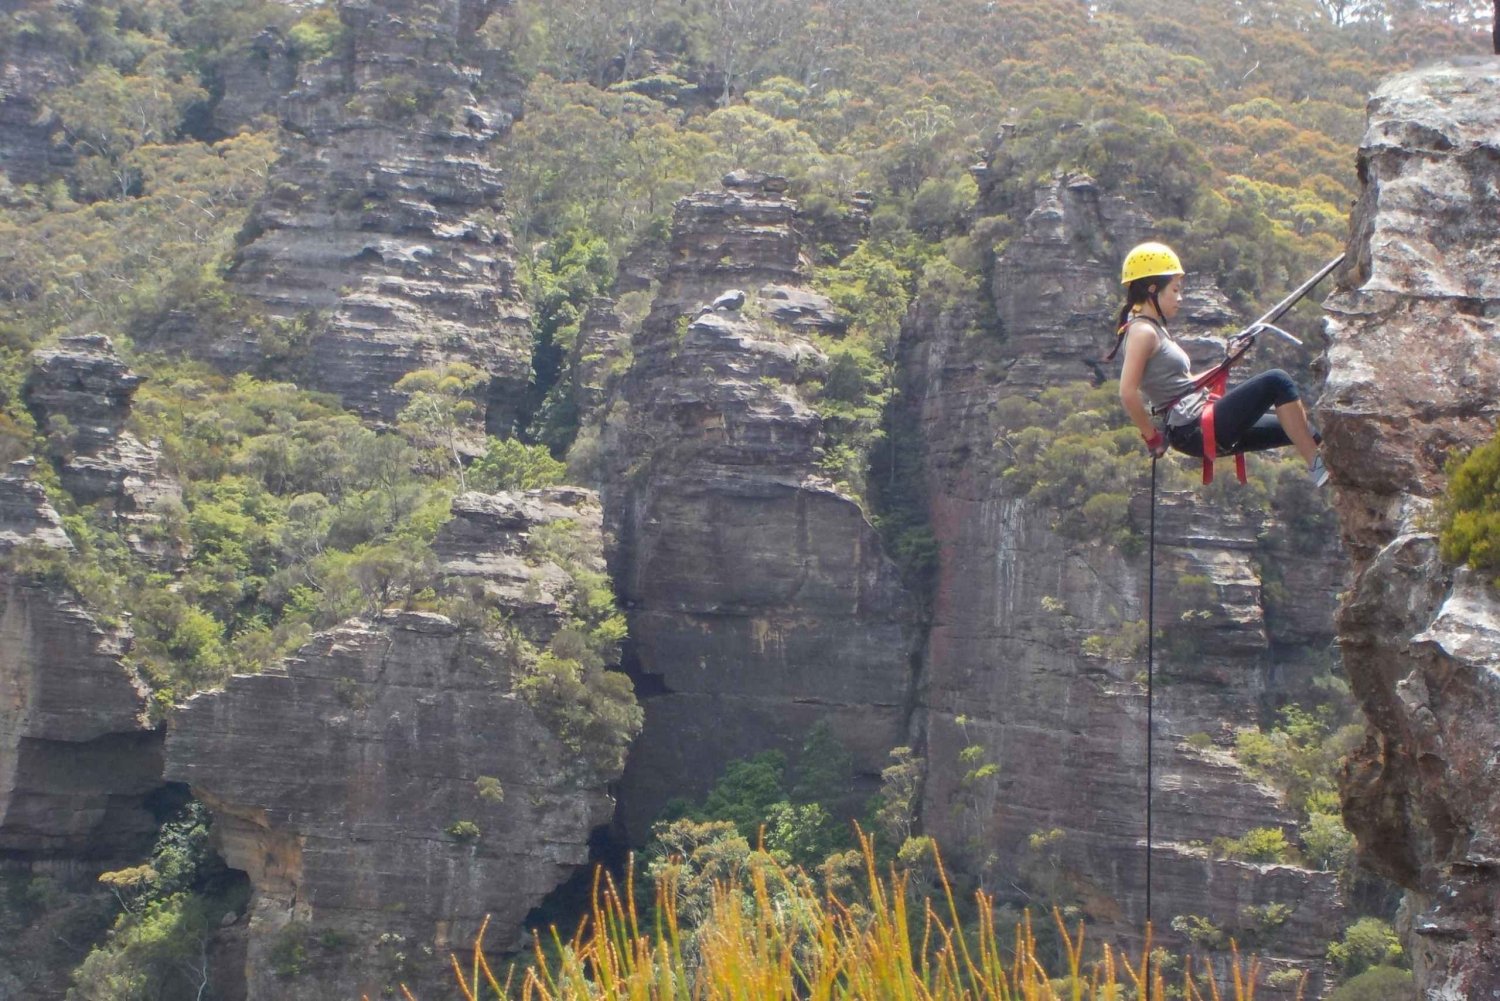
[0,0,1494,997]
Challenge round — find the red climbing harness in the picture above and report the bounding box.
[1198,382,1244,486]
[1191,345,1250,486]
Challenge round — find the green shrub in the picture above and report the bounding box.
[1216,827,1290,863]
[1326,965,1414,1001]
[1327,917,1404,977]
[445,820,482,842]
[1439,432,1500,582]
[286,6,343,62]
[469,438,567,493]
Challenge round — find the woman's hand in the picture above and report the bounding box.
[1141,429,1169,458]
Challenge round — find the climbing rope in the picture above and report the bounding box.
[1145,456,1158,933]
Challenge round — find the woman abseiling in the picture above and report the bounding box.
[1106,242,1329,488]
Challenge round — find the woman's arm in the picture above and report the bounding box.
[1118,321,1161,440]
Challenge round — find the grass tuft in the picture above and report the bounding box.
[402,830,1303,1001]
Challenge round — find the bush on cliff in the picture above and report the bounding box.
[1439,432,1500,582]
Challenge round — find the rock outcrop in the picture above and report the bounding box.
[1320,59,1500,1000]
[0,1,76,189]
[23,334,182,564]
[906,173,1347,989]
[602,173,919,841]
[0,460,160,860]
[165,487,625,1000]
[211,0,532,433]
[208,26,298,137]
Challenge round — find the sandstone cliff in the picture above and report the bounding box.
[904,171,1348,989]
[0,460,160,861]
[165,487,625,1000]
[0,0,77,190]
[1321,59,1500,1000]
[189,0,533,434]
[23,334,182,565]
[601,172,919,841]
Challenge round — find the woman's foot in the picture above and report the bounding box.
[1308,455,1330,488]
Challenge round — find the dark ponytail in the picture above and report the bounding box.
[1103,275,1169,361]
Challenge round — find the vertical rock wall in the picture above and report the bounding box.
[603,174,919,842]
[165,489,622,1000]
[1321,59,1500,1000]
[905,173,1348,988]
[0,463,160,861]
[217,0,533,433]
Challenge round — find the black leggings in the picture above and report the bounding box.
[1166,369,1308,459]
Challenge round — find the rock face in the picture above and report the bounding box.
[165,488,621,1000]
[217,0,532,433]
[905,173,1347,988]
[0,460,160,859]
[1320,60,1500,1000]
[23,334,182,563]
[208,27,298,137]
[0,0,76,188]
[603,173,919,841]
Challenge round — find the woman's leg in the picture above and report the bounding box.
[1210,370,1320,466]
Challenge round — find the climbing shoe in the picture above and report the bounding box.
[1309,455,1329,488]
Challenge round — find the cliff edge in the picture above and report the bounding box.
[1321,59,1500,999]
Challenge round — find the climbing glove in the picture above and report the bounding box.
[1142,429,1169,459]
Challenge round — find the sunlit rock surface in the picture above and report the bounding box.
[166,488,623,1000]
[194,0,534,434]
[905,170,1348,991]
[601,173,920,842]
[0,460,159,859]
[1321,59,1500,1000]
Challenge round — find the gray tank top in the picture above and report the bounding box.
[1131,318,1207,427]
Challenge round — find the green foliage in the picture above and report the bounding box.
[286,6,344,62]
[998,382,1147,548]
[1301,809,1356,872]
[694,751,791,841]
[871,745,924,853]
[69,803,241,1001]
[395,363,486,489]
[469,438,568,493]
[654,724,870,873]
[1233,703,1362,824]
[1326,965,1415,1001]
[516,650,641,779]
[1327,918,1404,977]
[1439,432,1500,582]
[67,892,219,1000]
[445,820,482,842]
[1215,826,1291,863]
[1170,913,1227,951]
[517,231,619,451]
[790,720,856,807]
[1081,619,1148,662]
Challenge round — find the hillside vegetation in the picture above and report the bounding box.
[0,0,1490,997]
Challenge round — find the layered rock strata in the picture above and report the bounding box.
[23,334,182,563]
[1320,60,1500,999]
[0,460,160,859]
[165,488,621,1000]
[907,174,1347,989]
[0,0,76,188]
[219,0,532,433]
[603,173,918,841]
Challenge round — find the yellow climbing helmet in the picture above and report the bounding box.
[1120,242,1184,285]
